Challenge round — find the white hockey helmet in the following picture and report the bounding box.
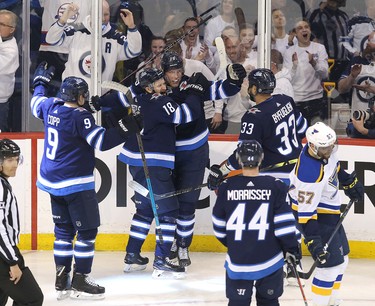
[306,122,337,158]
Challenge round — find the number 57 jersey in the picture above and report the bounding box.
[212,175,299,280]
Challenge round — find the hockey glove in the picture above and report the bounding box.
[207,164,224,191]
[285,251,302,266]
[83,95,102,113]
[32,61,55,89]
[183,72,211,97]
[341,171,364,202]
[226,63,246,87]
[117,114,142,137]
[306,236,329,264]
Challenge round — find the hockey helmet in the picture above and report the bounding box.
[306,122,337,157]
[236,139,264,168]
[0,139,22,165]
[161,51,184,73]
[59,77,89,103]
[248,68,276,94]
[138,68,164,90]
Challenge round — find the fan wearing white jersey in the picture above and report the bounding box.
[288,122,364,306]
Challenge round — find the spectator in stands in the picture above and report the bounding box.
[309,0,349,82]
[0,9,19,132]
[180,17,215,72]
[45,1,142,94]
[204,0,237,55]
[37,0,92,95]
[114,0,154,86]
[239,23,257,61]
[218,30,256,133]
[341,0,375,57]
[338,31,375,116]
[270,48,294,99]
[283,19,329,125]
[271,8,297,56]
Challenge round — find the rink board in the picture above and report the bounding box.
[2,133,375,258]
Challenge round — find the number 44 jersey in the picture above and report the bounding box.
[212,175,299,280]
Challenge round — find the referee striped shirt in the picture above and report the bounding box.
[0,175,20,265]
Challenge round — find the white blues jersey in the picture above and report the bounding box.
[289,145,342,230]
[213,175,299,280]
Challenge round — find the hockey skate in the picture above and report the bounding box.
[152,256,186,279]
[55,265,72,300]
[70,272,105,300]
[178,247,191,267]
[168,239,179,265]
[123,252,149,272]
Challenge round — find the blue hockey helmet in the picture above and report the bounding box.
[236,140,264,168]
[161,51,184,73]
[0,139,22,165]
[59,77,89,103]
[248,68,276,94]
[138,68,164,90]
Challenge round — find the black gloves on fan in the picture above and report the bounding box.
[207,164,224,191]
[341,171,364,202]
[306,236,329,265]
[184,72,211,97]
[226,63,247,87]
[117,113,143,137]
[32,61,55,89]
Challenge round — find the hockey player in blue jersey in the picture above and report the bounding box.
[208,68,307,187]
[161,51,247,268]
[30,62,140,300]
[118,68,203,278]
[207,68,307,286]
[213,140,301,306]
[289,122,364,306]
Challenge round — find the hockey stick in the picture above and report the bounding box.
[298,199,356,280]
[129,169,243,200]
[286,257,308,306]
[101,80,164,244]
[214,36,228,79]
[234,7,246,28]
[121,14,213,84]
[199,2,221,18]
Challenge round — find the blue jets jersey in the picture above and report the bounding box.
[213,175,299,280]
[228,94,307,175]
[30,85,129,196]
[168,75,241,151]
[118,92,202,168]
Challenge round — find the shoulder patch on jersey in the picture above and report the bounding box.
[294,152,324,183]
[151,93,163,100]
[247,107,261,114]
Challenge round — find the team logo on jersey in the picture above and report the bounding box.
[355,76,375,103]
[237,289,246,295]
[247,107,261,114]
[56,4,79,24]
[0,201,5,209]
[78,51,106,77]
[179,81,188,91]
[151,93,162,100]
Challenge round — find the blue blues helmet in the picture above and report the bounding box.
[138,68,164,89]
[0,139,22,165]
[236,140,263,168]
[248,68,276,94]
[59,77,89,102]
[161,51,184,73]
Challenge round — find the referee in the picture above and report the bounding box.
[0,139,43,306]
